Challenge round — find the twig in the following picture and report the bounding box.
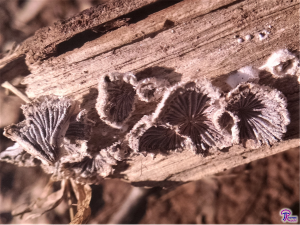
[66,180,75,222]
[1,81,30,103]
[107,187,151,224]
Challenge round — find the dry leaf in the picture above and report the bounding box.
[70,179,92,224]
[12,179,66,220]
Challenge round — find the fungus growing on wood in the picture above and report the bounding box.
[137,80,232,154]
[3,96,80,165]
[139,125,184,153]
[60,142,124,185]
[135,77,170,102]
[62,109,94,162]
[127,115,185,155]
[96,72,138,130]
[223,83,290,147]
[60,138,90,164]
[65,109,92,141]
[1,94,126,184]
[60,155,108,185]
[260,49,299,78]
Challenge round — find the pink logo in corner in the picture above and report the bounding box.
[280,208,298,223]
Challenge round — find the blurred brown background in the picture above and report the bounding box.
[0,0,299,224]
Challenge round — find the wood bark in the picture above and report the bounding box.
[0,0,299,187]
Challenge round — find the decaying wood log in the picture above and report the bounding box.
[0,0,299,188]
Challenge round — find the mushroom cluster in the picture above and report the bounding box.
[1,49,295,184]
[1,95,124,185]
[127,80,232,155]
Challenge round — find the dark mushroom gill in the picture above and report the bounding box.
[105,79,136,123]
[139,126,184,152]
[162,90,222,153]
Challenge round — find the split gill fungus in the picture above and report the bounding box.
[1,60,293,184]
[223,83,290,147]
[3,95,79,165]
[2,95,125,185]
[138,125,184,153]
[129,80,231,155]
[96,72,137,130]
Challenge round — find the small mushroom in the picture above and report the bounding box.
[135,77,170,102]
[223,83,290,147]
[152,80,231,154]
[260,49,299,78]
[63,109,94,161]
[226,66,260,88]
[139,125,184,153]
[127,115,185,155]
[61,138,89,162]
[40,138,91,182]
[0,143,41,167]
[65,109,93,141]
[96,72,138,130]
[59,142,123,185]
[103,141,126,161]
[3,95,80,165]
[60,155,106,185]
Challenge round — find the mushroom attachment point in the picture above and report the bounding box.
[223,83,290,147]
[135,77,170,102]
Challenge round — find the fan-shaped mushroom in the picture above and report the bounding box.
[222,83,290,147]
[3,95,80,165]
[96,72,138,130]
[127,115,185,155]
[59,142,124,184]
[129,80,231,155]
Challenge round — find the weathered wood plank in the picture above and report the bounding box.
[18,0,160,63]
[119,139,299,187]
[0,0,161,80]
[23,0,299,99]
[47,0,238,65]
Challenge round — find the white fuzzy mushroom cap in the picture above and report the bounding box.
[260,49,299,79]
[226,66,260,88]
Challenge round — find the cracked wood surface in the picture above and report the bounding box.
[0,0,299,187]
